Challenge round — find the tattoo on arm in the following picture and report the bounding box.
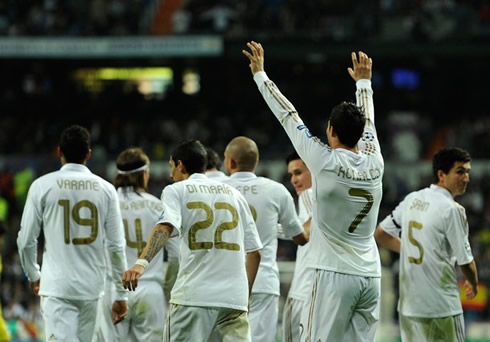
[141,225,171,263]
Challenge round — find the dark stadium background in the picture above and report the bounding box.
[0,1,489,341]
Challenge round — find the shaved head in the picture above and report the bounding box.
[225,136,259,172]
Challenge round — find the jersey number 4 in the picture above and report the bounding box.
[187,201,240,251]
[58,199,98,245]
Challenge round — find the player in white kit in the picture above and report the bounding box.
[282,151,313,342]
[122,139,263,341]
[243,42,383,342]
[205,146,229,182]
[224,136,308,342]
[17,125,128,342]
[95,147,176,342]
[375,147,478,342]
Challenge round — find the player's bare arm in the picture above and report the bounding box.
[30,279,40,296]
[374,226,401,253]
[460,260,478,299]
[245,250,261,297]
[122,223,173,291]
[112,300,128,325]
[292,231,308,246]
[242,41,264,76]
[347,51,372,82]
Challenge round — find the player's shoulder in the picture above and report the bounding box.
[140,191,161,202]
[256,176,287,190]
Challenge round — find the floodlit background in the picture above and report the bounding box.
[0,1,489,341]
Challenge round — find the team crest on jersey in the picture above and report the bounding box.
[361,131,375,142]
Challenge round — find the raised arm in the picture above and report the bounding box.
[242,41,330,175]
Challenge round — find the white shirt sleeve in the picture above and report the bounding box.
[253,71,331,175]
[236,192,262,253]
[277,185,303,239]
[17,181,42,282]
[445,204,473,266]
[157,185,183,237]
[298,189,313,224]
[379,199,404,238]
[104,186,129,300]
[355,79,383,164]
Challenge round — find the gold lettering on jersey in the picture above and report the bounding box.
[409,199,430,212]
[337,166,381,181]
[185,184,233,195]
[235,185,258,194]
[120,200,163,211]
[56,179,100,191]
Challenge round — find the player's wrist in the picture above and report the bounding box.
[135,258,149,269]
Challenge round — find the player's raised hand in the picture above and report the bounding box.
[122,264,145,291]
[242,41,265,76]
[112,300,128,325]
[347,51,372,82]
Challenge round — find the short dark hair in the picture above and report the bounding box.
[171,140,207,175]
[329,102,366,148]
[59,125,91,164]
[432,147,471,183]
[114,147,150,192]
[205,147,222,170]
[285,151,301,165]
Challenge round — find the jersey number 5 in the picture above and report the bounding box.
[408,220,424,264]
[58,199,98,245]
[187,201,240,251]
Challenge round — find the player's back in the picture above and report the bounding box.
[225,172,302,295]
[307,148,383,277]
[163,174,261,311]
[26,164,123,299]
[398,186,468,317]
[118,189,164,284]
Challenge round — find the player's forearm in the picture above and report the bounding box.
[16,233,41,282]
[303,218,311,241]
[356,80,374,127]
[292,232,308,245]
[245,250,261,296]
[460,260,478,289]
[254,72,324,173]
[109,248,129,300]
[374,226,401,253]
[139,223,173,263]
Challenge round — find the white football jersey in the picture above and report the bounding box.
[206,170,229,183]
[288,188,314,301]
[17,163,128,300]
[225,172,303,296]
[254,72,383,277]
[380,184,474,317]
[157,173,262,311]
[118,188,165,284]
